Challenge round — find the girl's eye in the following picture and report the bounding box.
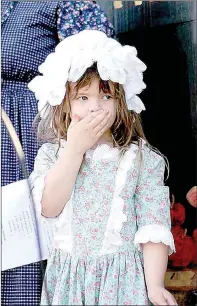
[78,96,88,101]
[102,95,112,100]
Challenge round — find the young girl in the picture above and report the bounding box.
[28,30,177,305]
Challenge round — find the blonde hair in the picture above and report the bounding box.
[35,65,169,178]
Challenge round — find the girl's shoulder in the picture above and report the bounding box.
[36,140,65,162]
[130,139,166,167]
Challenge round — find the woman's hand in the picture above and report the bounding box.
[148,285,178,305]
[67,110,110,155]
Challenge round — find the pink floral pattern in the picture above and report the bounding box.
[30,142,174,305]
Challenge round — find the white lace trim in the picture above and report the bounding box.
[31,171,73,253]
[86,144,120,161]
[53,144,74,251]
[134,224,175,255]
[31,175,59,236]
[60,139,121,162]
[99,144,140,255]
[52,196,73,252]
[31,174,47,217]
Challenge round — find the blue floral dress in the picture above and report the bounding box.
[1,1,114,305]
[30,141,175,305]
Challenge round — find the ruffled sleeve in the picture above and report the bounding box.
[29,143,58,219]
[29,141,74,252]
[57,1,115,41]
[134,147,175,255]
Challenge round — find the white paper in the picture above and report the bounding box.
[2,179,55,271]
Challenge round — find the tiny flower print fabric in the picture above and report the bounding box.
[29,141,175,305]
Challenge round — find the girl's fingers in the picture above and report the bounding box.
[94,112,111,134]
[161,299,168,306]
[69,114,81,128]
[165,292,178,305]
[96,121,109,138]
[89,110,109,129]
[149,299,158,306]
[82,110,103,124]
[150,293,168,306]
[153,297,167,306]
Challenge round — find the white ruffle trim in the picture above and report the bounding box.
[31,173,74,253]
[60,140,120,162]
[99,144,140,255]
[52,198,73,252]
[86,144,120,162]
[31,175,59,236]
[31,174,47,217]
[134,224,175,255]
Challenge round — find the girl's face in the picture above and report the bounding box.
[69,78,117,131]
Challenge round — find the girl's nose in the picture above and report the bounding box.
[88,99,102,112]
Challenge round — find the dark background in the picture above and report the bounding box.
[99,1,197,235]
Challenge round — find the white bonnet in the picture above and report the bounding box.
[28,30,147,118]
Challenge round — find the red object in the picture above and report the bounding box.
[182,236,196,266]
[169,192,197,268]
[169,225,185,267]
[171,225,185,238]
[169,234,196,267]
[191,246,197,265]
[193,229,197,242]
[191,230,197,264]
[170,202,185,225]
[169,236,183,266]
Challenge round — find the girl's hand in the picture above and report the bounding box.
[148,286,178,305]
[67,110,110,155]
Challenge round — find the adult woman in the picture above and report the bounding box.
[1,1,114,305]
